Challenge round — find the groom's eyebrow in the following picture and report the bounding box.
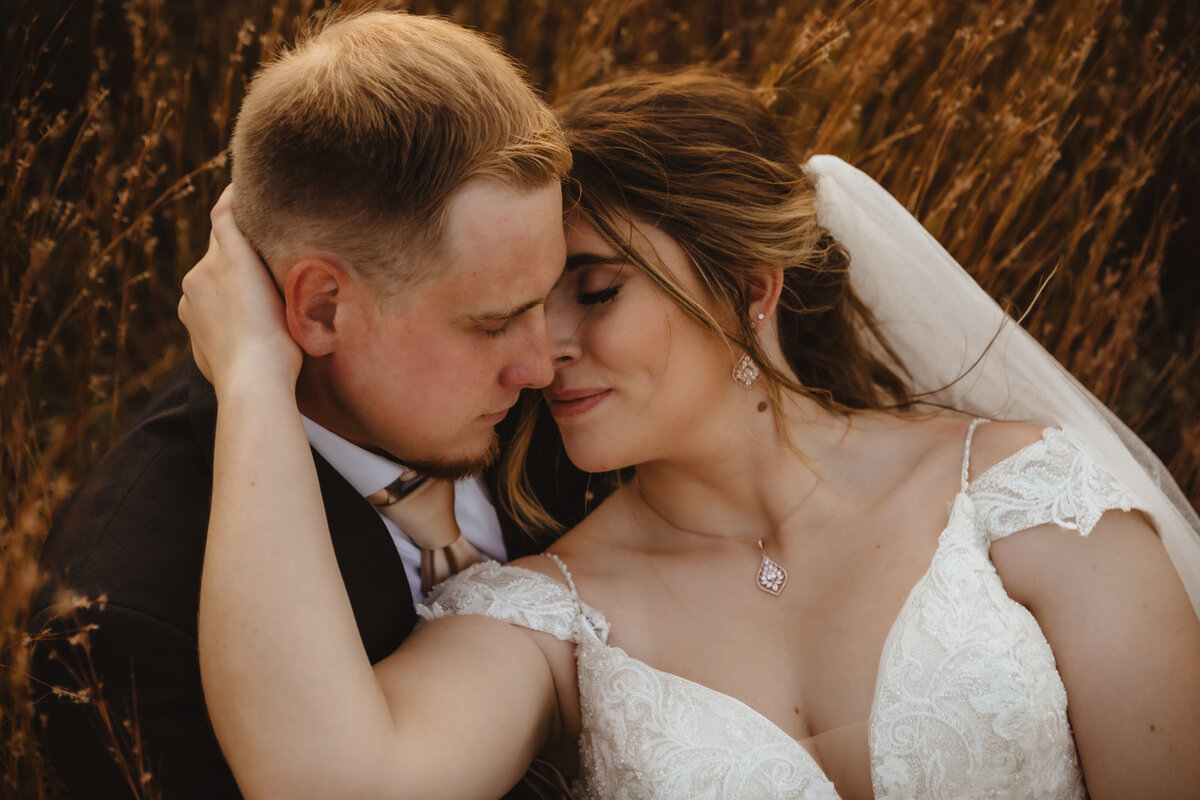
[457,297,544,326]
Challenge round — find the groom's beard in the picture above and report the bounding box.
[399,431,500,481]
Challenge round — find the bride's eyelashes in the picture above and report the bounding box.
[578,285,621,305]
[575,263,627,306]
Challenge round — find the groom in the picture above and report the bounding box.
[29,11,586,799]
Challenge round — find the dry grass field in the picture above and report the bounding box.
[2,0,1197,795]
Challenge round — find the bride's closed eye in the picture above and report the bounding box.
[574,263,626,306]
[578,285,621,305]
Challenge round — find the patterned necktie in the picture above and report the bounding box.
[366,476,483,595]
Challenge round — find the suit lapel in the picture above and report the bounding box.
[314,452,417,661]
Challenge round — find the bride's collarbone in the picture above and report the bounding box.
[571,508,939,659]
[555,448,961,713]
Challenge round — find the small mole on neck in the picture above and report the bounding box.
[757,401,768,413]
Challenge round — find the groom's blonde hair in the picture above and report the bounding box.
[230,10,570,297]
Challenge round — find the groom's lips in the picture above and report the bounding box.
[480,407,511,425]
[546,387,611,419]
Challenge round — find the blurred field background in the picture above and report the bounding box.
[2,0,1197,795]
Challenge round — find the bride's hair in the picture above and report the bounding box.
[502,68,914,536]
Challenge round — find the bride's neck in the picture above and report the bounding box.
[631,393,850,537]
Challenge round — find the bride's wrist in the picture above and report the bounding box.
[211,353,300,406]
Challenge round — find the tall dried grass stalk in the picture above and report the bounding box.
[2,0,1197,795]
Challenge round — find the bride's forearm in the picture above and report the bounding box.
[198,378,396,797]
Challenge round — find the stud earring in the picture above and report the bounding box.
[757,313,765,320]
[732,353,760,388]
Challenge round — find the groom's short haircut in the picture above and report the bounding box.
[230,10,570,297]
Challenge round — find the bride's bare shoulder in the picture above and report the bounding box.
[506,553,573,584]
[882,413,1046,464]
[963,419,1048,483]
[852,414,1046,499]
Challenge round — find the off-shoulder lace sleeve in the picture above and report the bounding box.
[416,561,600,644]
[968,427,1145,542]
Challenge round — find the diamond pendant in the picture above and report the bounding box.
[755,539,787,596]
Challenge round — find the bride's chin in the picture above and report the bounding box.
[560,438,636,476]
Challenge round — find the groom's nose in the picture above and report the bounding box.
[499,306,554,390]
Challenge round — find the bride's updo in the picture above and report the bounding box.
[503,69,914,534]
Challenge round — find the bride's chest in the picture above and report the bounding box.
[572,504,1083,799]
[601,511,947,738]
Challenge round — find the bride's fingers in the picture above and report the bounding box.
[182,185,279,324]
[177,290,215,383]
[206,192,284,312]
[211,183,234,218]
[181,188,229,312]
[209,189,268,282]
[179,185,301,391]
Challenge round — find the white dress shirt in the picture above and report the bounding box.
[301,416,507,605]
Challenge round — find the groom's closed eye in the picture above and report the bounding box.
[457,298,545,338]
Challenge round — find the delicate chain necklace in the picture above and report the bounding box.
[632,475,822,597]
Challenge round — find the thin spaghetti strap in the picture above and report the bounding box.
[543,553,581,601]
[961,418,988,491]
[542,554,604,642]
[542,552,607,640]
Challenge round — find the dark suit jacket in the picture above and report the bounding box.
[28,357,590,799]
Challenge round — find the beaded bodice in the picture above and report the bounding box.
[418,425,1142,798]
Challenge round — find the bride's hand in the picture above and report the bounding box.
[178,186,302,396]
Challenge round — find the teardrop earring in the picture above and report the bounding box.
[732,353,760,388]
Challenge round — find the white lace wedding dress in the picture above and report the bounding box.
[418,422,1142,799]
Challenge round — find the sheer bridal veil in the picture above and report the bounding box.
[806,155,1200,616]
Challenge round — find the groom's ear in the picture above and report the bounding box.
[283,258,349,357]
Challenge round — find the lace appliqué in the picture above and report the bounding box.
[417,561,607,644]
[869,426,1141,800]
[969,427,1141,541]
[869,496,1084,800]
[574,634,839,800]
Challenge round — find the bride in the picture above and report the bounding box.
[180,70,1200,799]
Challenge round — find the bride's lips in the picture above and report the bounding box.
[546,388,611,419]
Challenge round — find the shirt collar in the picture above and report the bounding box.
[301,415,407,498]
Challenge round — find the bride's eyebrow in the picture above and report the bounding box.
[564,254,625,273]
